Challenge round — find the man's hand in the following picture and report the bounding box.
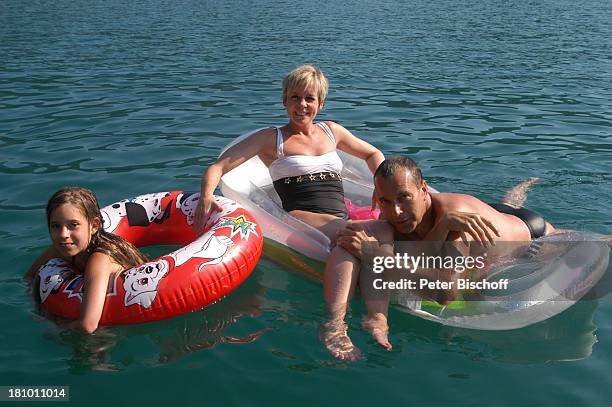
[442,211,500,246]
[336,223,378,258]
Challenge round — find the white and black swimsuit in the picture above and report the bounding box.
[268,122,347,219]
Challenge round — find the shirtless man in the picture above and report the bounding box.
[322,156,555,361]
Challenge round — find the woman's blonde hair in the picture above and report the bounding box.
[282,64,329,104]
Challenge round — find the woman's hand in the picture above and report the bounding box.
[193,195,222,235]
[441,211,500,246]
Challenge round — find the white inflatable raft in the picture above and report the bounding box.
[219,130,610,330]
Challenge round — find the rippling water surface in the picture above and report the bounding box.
[1,0,611,405]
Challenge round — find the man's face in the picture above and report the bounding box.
[375,169,428,235]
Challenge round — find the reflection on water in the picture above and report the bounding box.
[390,299,599,364]
[44,271,266,372]
[151,281,265,365]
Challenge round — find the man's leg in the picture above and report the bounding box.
[359,264,392,351]
[500,177,539,208]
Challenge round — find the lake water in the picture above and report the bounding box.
[1,0,611,405]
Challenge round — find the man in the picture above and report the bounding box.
[321,156,554,361]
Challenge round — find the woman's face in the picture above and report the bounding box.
[284,85,323,125]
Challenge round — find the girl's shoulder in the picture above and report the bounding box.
[87,251,124,275]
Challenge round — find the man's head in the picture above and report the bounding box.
[374,156,429,235]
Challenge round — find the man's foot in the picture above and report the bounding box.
[362,313,392,351]
[320,320,362,361]
[500,177,539,208]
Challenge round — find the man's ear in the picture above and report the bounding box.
[371,188,378,211]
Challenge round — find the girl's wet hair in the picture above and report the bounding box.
[374,156,424,186]
[282,64,329,104]
[47,187,99,230]
[47,187,148,268]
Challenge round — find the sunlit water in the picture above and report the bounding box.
[1,0,611,405]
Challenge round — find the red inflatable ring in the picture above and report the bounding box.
[36,191,263,325]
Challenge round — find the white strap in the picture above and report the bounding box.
[317,122,336,145]
[276,127,284,158]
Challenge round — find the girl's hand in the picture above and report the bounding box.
[193,195,222,235]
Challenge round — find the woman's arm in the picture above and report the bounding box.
[194,128,275,233]
[329,122,384,174]
[71,252,120,334]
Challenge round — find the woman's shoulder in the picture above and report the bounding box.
[252,126,277,137]
[243,127,277,148]
[321,120,341,131]
[222,127,277,160]
[322,121,354,142]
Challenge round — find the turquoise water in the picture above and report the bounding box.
[1,0,611,405]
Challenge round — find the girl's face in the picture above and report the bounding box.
[49,203,100,260]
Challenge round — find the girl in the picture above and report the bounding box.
[26,187,148,333]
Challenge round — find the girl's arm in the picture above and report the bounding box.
[329,122,384,174]
[71,252,120,334]
[25,246,58,285]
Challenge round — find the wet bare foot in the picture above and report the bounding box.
[362,313,392,351]
[500,177,539,208]
[320,320,362,361]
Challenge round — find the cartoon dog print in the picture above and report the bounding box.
[176,193,239,229]
[101,192,172,231]
[123,259,170,308]
[171,230,234,271]
[101,199,129,233]
[38,258,74,303]
[176,192,200,226]
[126,192,171,227]
[205,196,238,229]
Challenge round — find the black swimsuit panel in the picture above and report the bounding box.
[273,171,348,219]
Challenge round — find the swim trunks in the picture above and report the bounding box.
[488,203,547,239]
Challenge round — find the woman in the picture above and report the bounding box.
[194,65,384,241]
